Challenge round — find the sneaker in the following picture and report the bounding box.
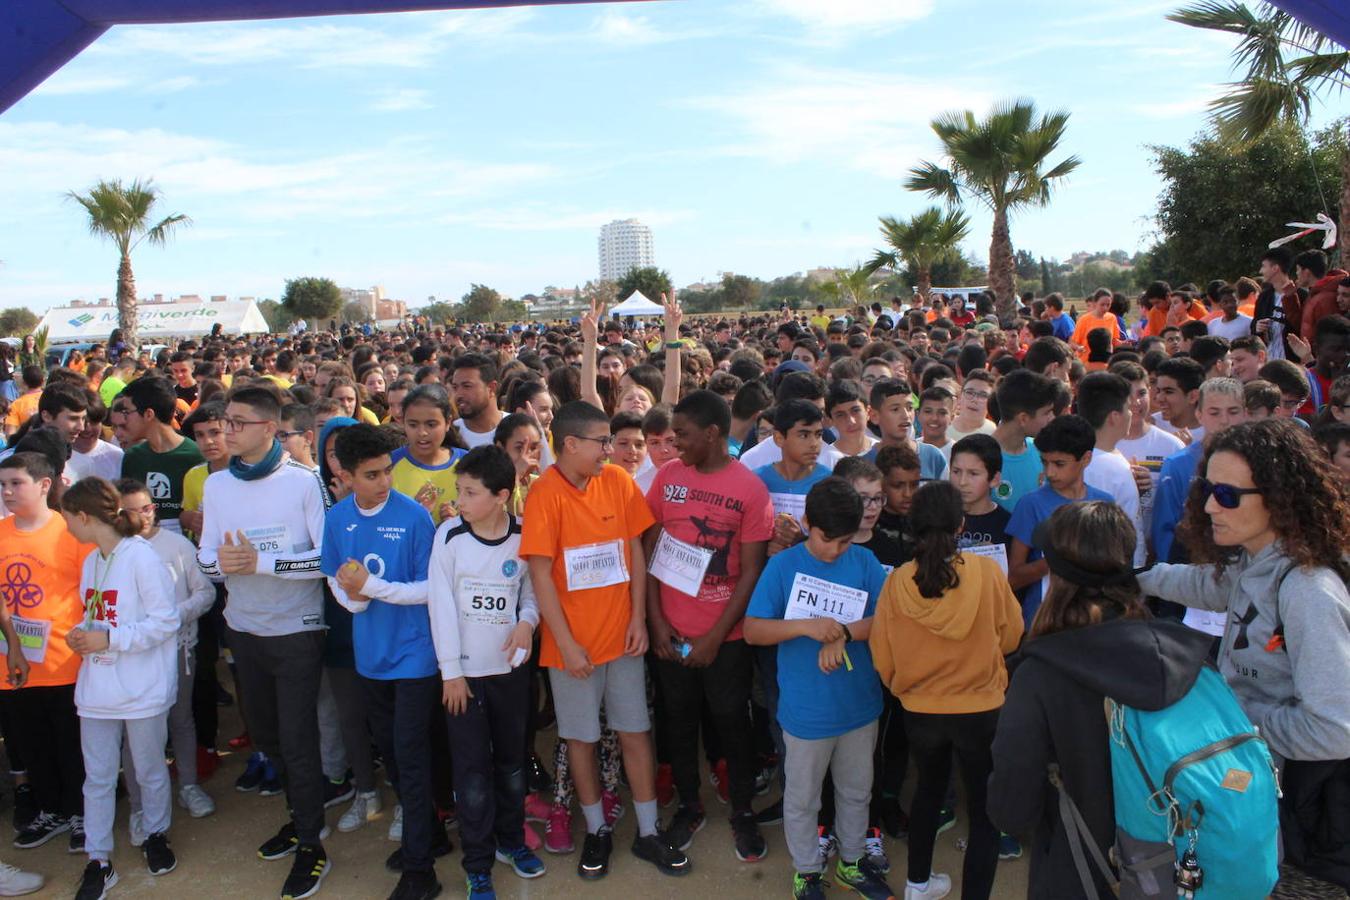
[143,831,177,876]
[754,765,773,797]
[711,759,730,805]
[998,832,1022,860]
[494,844,546,879]
[527,754,553,795]
[655,763,675,808]
[323,775,355,809]
[793,871,827,900]
[661,803,705,852]
[236,752,268,792]
[878,796,909,840]
[631,832,691,876]
[576,826,612,880]
[12,812,69,849]
[259,759,283,797]
[817,826,838,863]
[935,807,956,835]
[864,826,890,875]
[731,811,767,862]
[903,873,952,900]
[280,843,329,900]
[524,822,542,852]
[259,821,331,860]
[338,791,380,833]
[67,816,85,854]
[836,855,897,900]
[228,731,252,751]
[128,811,146,848]
[387,805,403,842]
[523,793,551,824]
[73,860,116,900]
[197,746,220,781]
[754,799,783,826]
[465,871,495,900]
[178,784,216,818]
[438,805,458,831]
[544,803,573,854]
[384,827,453,872]
[10,784,36,833]
[600,789,623,827]
[0,861,43,896]
[388,869,442,900]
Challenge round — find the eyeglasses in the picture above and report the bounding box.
[1278,396,1304,410]
[223,417,270,432]
[1197,478,1261,509]
[859,495,886,508]
[277,430,305,440]
[573,435,616,449]
[961,389,991,400]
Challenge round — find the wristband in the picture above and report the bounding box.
[840,622,854,643]
[665,340,683,349]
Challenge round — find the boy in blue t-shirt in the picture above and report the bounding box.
[321,424,443,898]
[756,398,831,556]
[745,478,893,900]
[991,369,1059,512]
[1007,415,1115,627]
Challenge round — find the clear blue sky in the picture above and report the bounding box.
[1,0,1346,313]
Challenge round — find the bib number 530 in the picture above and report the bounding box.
[471,595,508,611]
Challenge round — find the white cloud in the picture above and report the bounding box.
[369,88,433,112]
[438,206,694,231]
[757,0,933,31]
[33,72,134,96]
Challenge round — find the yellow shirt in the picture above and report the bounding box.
[182,463,209,514]
[391,447,461,525]
[358,406,380,426]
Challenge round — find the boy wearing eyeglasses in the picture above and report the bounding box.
[520,401,690,880]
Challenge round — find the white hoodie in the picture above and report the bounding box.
[75,536,180,720]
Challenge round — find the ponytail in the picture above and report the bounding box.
[61,477,143,537]
[909,481,964,599]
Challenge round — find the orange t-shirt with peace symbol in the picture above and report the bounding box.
[0,514,95,689]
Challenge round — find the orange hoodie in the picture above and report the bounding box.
[869,553,1023,714]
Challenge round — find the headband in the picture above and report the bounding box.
[1033,520,1139,589]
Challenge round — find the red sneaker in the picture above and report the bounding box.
[544,802,574,854]
[524,793,551,823]
[656,763,675,809]
[524,821,543,852]
[227,732,252,751]
[713,758,730,805]
[197,747,219,781]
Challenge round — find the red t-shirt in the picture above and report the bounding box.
[646,459,774,641]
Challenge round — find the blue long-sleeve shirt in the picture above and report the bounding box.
[1150,440,1204,564]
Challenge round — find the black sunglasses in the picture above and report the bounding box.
[1197,478,1261,510]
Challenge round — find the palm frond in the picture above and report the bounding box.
[135,213,192,249]
[1210,76,1311,142]
[905,161,963,205]
[862,249,901,276]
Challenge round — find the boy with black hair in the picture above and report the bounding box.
[1253,245,1301,360]
[34,383,88,447]
[1077,372,1145,567]
[872,444,920,569]
[1022,337,1072,383]
[429,444,542,899]
[729,379,773,460]
[640,405,680,485]
[1006,415,1114,626]
[990,369,1057,513]
[118,376,204,535]
[949,434,1011,569]
[521,400,689,880]
[1188,335,1231,378]
[1111,362,1184,560]
[69,389,124,482]
[278,403,318,469]
[864,380,946,480]
[645,390,772,863]
[744,478,894,900]
[1178,319,1209,351]
[826,380,875,458]
[1315,421,1350,478]
[917,386,955,463]
[1302,313,1350,414]
[757,400,832,556]
[1257,359,1312,422]
[1150,356,1205,444]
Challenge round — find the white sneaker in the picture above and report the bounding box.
[387,804,403,842]
[904,873,952,900]
[0,861,44,896]
[177,784,216,819]
[128,811,146,848]
[338,791,381,833]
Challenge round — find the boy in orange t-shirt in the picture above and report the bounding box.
[521,401,689,878]
[0,452,95,849]
[1070,293,1120,358]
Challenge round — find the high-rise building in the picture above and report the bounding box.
[598,219,654,282]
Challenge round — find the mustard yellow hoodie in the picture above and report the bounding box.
[869,553,1024,714]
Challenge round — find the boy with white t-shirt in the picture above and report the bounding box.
[1077,373,1145,567]
[1111,362,1183,561]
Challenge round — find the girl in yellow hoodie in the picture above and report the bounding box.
[870,481,1023,900]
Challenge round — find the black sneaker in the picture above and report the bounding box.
[259,758,283,797]
[75,859,117,900]
[323,775,355,809]
[527,753,554,795]
[576,827,613,880]
[662,803,705,852]
[10,783,36,832]
[68,815,85,854]
[387,869,443,900]
[280,843,329,900]
[631,832,691,876]
[385,826,453,872]
[144,831,177,875]
[236,753,267,793]
[259,821,300,861]
[754,799,783,826]
[13,811,70,849]
[732,811,767,862]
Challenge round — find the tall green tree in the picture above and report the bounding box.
[906,100,1080,315]
[455,284,505,322]
[863,207,971,301]
[1169,1,1349,260]
[0,308,39,337]
[616,266,673,302]
[281,276,343,325]
[66,178,190,349]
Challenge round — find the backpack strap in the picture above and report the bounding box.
[1048,763,1120,899]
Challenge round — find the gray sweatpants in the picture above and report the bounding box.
[783,721,877,873]
[125,646,197,807]
[82,714,171,861]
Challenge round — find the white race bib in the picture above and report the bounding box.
[649,531,714,598]
[964,543,1008,575]
[457,577,516,627]
[785,573,867,624]
[0,615,51,664]
[1183,607,1227,637]
[562,540,629,593]
[243,523,290,554]
[769,493,807,527]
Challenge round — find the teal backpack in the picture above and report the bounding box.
[1052,665,1280,899]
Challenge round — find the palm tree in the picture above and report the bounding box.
[818,265,878,314]
[67,178,190,349]
[1168,1,1349,261]
[906,100,1080,315]
[863,207,972,302]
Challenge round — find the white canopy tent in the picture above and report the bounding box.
[36,299,270,343]
[609,291,663,317]
[930,286,988,299]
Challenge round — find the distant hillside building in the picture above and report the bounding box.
[598,219,654,282]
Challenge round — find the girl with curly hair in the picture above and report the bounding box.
[1138,418,1350,764]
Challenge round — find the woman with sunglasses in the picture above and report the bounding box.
[1137,419,1350,766]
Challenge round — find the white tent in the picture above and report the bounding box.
[36,299,271,343]
[609,291,663,317]
[930,286,988,298]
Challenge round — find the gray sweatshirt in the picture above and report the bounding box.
[1138,543,1350,762]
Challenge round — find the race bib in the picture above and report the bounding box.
[785,573,867,624]
[649,531,714,598]
[562,540,629,593]
[1183,607,1227,637]
[0,615,51,664]
[457,577,516,627]
[243,524,290,554]
[964,542,1008,575]
[769,493,806,526]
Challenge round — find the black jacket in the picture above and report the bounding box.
[987,617,1213,899]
